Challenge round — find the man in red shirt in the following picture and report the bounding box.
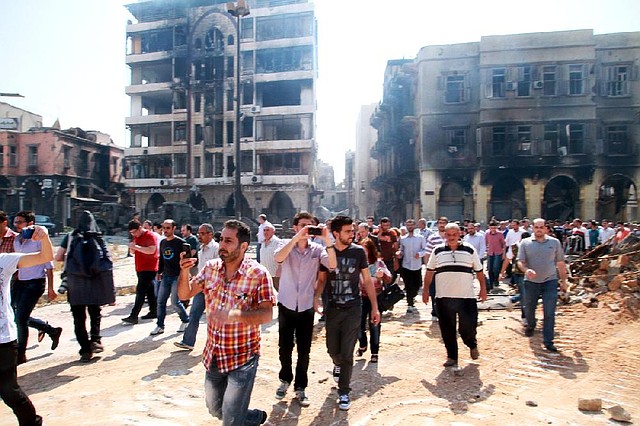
[122,220,159,324]
[178,220,274,424]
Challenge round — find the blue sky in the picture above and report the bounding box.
[2,0,639,181]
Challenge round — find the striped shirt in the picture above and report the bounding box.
[195,256,276,373]
[425,232,445,255]
[426,242,482,299]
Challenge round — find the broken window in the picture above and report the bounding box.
[256,114,312,141]
[606,125,628,155]
[606,65,629,96]
[205,153,213,177]
[227,121,234,144]
[446,128,466,158]
[226,89,233,111]
[444,75,465,103]
[28,146,38,166]
[194,93,202,112]
[569,64,584,95]
[256,46,313,73]
[543,124,559,155]
[260,80,303,107]
[79,150,89,175]
[204,28,224,51]
[227,155,234,177]
[256,12,313,41]
[195,124,203,145]
[258,152,305,175]
[492,126,507,155]
[194,156,201,178]
[140,29,173,54]
[174,122,187,142]
[491,68,506,98]
[568,124,584,154]
[215,119,223,147]
[542,66,556,96]
[174,25,186,46]
[517,126,532,155]
[516,66,531,97]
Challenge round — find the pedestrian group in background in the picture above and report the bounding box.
[3,206,635,425]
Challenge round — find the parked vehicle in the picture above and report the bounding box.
[35,214,57,235]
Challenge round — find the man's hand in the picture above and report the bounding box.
[179,254,197,271]
[313,296,324,316]
[371,309,381,325]
[30,225,48,241]
[210,308,231,328]
[422,291,430,304]
[559,279,568,292]
[128,242,137,252]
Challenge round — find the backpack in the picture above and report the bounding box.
[66,233,113,278]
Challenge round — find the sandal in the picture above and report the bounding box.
[370,354,378,363]
[356,347,367,357]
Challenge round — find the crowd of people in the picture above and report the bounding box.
[1,208,636,425]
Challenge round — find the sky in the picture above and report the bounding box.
[2,0,639,182]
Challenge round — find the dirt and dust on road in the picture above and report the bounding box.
[2,243,639,426]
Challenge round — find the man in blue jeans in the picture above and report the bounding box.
[174,223,219,351]
[517,218,568,352]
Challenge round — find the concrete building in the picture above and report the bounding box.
[124,0,319,224]
[354,103,379,219]
[0,102,43,132]
[372,29,640,223]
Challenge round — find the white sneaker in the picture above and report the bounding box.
[295,390,310,407]
[275,380,289,400]
[177,322,188,333]
[150,326,164,336]
[431,316,439,322]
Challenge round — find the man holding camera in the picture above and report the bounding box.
[272,212,336,406]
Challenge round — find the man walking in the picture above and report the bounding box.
[396,219,427,313]
[151,220,189,336]
[174,223,219,351]
[177,220,274,425]
[122,220,158,324]
[314,215,380,411]
[377,217,398,283]
[272,212,336,406]
[12,211,62,364]
[423,222,487,367]
[1,225,53,426]
[484,219,505,291]
[517,218,568,352]
[259,223,282,290]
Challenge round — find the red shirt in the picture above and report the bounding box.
[0,228,17,254]
[134,229,159,272]
[196,256,275,373]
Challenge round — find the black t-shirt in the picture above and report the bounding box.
[158,236,187,277]
[320,243,368,308]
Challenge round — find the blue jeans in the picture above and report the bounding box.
[204,355,263,425]
[523,279,558,346]
[358,297,381,354]
[487,255,502,289]
[156,275,189,329]
[11,279,55,358]
[182,292,205,346]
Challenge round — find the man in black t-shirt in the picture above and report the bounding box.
[151,220,190,336]
[315,216,380,411]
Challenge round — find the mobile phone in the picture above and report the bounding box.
[21,227,35,239]
[308,226,322,236]
[182,243,192,258]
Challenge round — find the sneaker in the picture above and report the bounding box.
[295,389,310,407]
[443,358,457,367]
[80,352,93,363]
[525,327,534,337]
[140,312,157,320]
[470,347,480,360]
[150,326,164,336]
[332,365,341,383]
[173,341,194,351]
[177,322,188,333]
[50,327,63,350]
[57,283,68,295]
[431,316,439,322]
[406,306,418,314]
[91,341,104,353]
[275,380,290,399]
[122,316,138,325]
[338,394,351,411]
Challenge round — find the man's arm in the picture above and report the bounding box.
[360,267,380,325]
[228,300,273,325]
[476,271,487,302]
[313,270,327,314]
[46,267,57,301]
[177,254,201,300]
[422,270,435,303]
[129,242,156,255]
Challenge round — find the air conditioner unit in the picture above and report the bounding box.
[251,175,262,184]
[557,146,568,156]
[505,82,517,91]
[250,105,261,114]
[533,81,544,89]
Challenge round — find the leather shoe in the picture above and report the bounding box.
[443,358,457,367]
[140,313,156,320]
[50,327,63,350]
[545,344,558,352]
[524,327,534,337]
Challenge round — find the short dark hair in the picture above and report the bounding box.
[489,219,499,227]
[366,216,375,221]
[293,211,314,226]
[0,210,7,223]
[128,220,142,230]
[182,224,192,232]
[16,210,35,224]
[380,217,390,224]
[224,219,251,245]
[331,215,353,234]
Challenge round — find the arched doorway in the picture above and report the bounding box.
[145,193,166,217]
[438,181,464,222]
[267,191,296,224]
[225,193,250,218]
[490,177,526,221]
[542,175,580,222]
[597,174,637,222]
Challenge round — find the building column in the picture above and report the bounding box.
[420,169,438,220]
[474,173,489,223]
[525,178,542,218]
[581,179,599,220]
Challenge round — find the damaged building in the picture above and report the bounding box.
[371,29,640,223]
[124,0,319,224]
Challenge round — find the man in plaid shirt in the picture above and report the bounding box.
[178,220,275,425]
[0,211,17,253]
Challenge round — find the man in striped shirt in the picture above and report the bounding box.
[178,220,275,425]
[423,222,487,367]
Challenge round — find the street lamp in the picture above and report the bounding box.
[227,1,250,220]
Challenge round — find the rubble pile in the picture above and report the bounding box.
[565,234,640,319]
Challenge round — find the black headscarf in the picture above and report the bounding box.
[73,210,102,236]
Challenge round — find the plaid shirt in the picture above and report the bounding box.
[196,255,275,373]
[0,228,17,253]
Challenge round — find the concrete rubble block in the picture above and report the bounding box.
[618,254,630,267]
[623,278,638,288]
[607,405,632,422]
[598,258,610,271]
[608,275,624,291]
[577,398,602,412]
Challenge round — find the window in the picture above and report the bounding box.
[517,126,532,155]
[445,75,466,103]
[215,153,223,177]
[606,125,628,155]
[569,65,584,95]
[516,66,531,97]
[491,68,506,98]
[256,13,313,42]
[256,114,313,141]
[174,122,186,142]
[542,66,556,96]
[195,124,203,145]
[606,65,629,96]
[64,147,71,168]
[492,126,507,155]
[241,17,253,40]
[205,153,213,177]
[9,146,17,167]
[543,124,558,155]
[174,153,186,175]
[194,156,201,178]
[446,128,466,158]
[568,124,584,154]
[258,153,304,175]
[241,150,253,172]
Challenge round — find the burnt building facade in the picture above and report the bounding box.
[373,30,640,223]
[124,0,319,223]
